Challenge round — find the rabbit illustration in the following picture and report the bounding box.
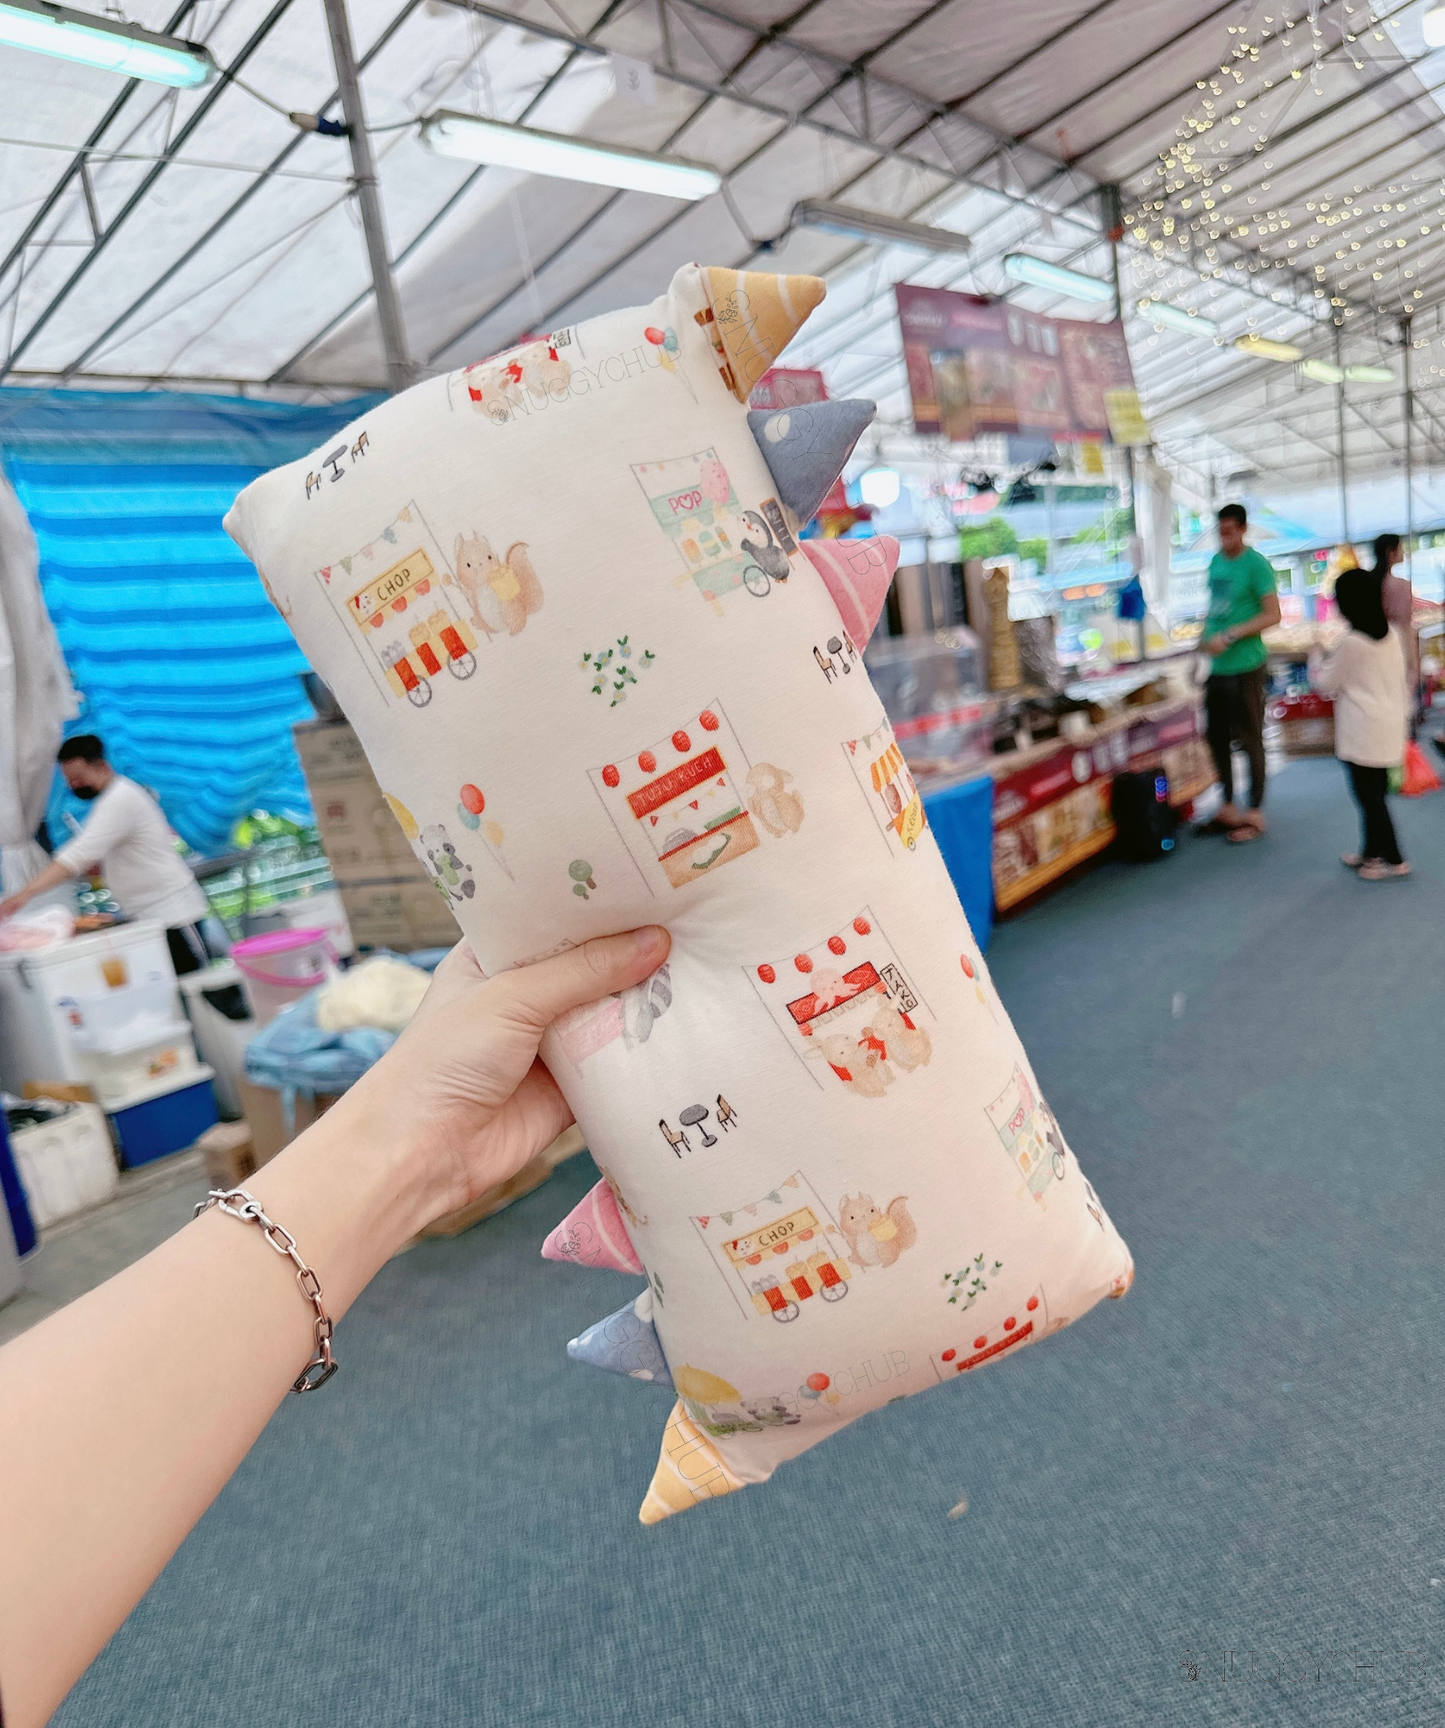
[454,533,543,637]
[808,1031,891,1098]
[461,360,522,424]
[518,340,571,400]
[745,763,804,837]
[863,1001,932,1073]
[837,1193,917,1270]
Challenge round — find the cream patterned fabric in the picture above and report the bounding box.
[225,263,1132,1523]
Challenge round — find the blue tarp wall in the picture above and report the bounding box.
[0,386,380,855]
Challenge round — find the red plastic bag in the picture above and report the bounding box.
[1401,739,1441,798]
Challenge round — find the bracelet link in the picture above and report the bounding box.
[195,1186,338,1395]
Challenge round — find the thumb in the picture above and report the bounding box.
[498,926,670,1031]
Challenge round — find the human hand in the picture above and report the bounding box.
[1201,633,1227,657]
[0,892,26,924]
[334,927,670,1230]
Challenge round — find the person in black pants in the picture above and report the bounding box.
[1312,568,1410,882]
[1344,764,1402,869]
[1199,505,1282,843]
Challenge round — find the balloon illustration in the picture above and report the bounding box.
[570,859,597,900]
[645,324,679,374]
[383,793,418,841]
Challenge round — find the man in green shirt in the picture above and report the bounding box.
[1201,503,1281,841]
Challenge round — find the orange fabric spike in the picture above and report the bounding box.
[700,270,826,401]
[638,1400,744,1524]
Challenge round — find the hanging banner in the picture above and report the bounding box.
[894,285,1144,444]
[748,368,829,410]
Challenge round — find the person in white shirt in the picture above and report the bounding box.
[0,734,218,970]
[1311,569,1410,881]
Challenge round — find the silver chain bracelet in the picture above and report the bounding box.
[194,1186,338,1392]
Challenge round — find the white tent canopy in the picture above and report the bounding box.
[4,0,1445,507]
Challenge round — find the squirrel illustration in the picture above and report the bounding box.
[745,762,805,837]
[837,1193,917,1269]
[453,532,543,637]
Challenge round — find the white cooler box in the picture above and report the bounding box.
[9,1103,118,1229]
[0,922,182,1098]
[66,980,200,1108]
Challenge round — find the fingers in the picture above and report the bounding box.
[496,926,669,1032]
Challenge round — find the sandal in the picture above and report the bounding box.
[1341,853,1364,869]
[1227,818,1266,844]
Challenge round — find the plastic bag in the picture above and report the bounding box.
[0,903,74,952]
[1401,739,1441,798]
[315,955,430,1033]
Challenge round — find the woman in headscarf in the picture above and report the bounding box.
[1312,565,1410,880]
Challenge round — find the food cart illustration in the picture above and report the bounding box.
[929,1286,1049,1381]
[985,1065,1065,1201]
[747,908,932,1095]
[588,702,762,895]
[631,449,793,612]
[844,716,927,853]
[693,1172,853,1323]
[317,502,478,708]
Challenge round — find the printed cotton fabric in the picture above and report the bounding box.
[225,263,1132,1522]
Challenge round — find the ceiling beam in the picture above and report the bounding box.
[1,0,303,378]
[58,0,427,381]
[0,0,199,298]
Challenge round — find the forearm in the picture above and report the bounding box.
[2,858,74,911]
[1224,608,1272,644]
[0,1090,430,1728]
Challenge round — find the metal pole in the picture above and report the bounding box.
[1402,311,1414,578]
[1333,321,1350,546]
[323,0,414,394]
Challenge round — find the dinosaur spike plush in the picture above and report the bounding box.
[225,263,1133,1526]
[747,398,877,524]
[801,536,899,649]
[542,1177,644,1274]
[698,268,826,401]
[567,1289,672,1384]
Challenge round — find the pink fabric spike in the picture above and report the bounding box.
[801,537,900,648]
[542,1179,644,1274]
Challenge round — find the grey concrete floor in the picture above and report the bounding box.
[0,1150,211,1349]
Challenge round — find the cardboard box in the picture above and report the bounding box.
[293,720,424,882]
[333,876,460,952]
[196,1121,267,1189]
[235,1078,339,1166]
[293,720,461,952]
[23,1081,96,1105]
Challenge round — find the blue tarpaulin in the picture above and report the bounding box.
[0,386,379,855]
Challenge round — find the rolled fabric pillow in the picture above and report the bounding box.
[225,263,1132,1524]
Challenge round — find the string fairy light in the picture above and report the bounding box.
[1124,0,1442,349]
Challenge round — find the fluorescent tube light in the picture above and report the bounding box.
[1002,253,1114,303]
[1233,333,1303,363]
[1138,299,1219,338]
[1300,358,1344,384]
[421,111,720,200]
[1344,363,1394,383]
[792,199,971,254]
[1425,2,1445,47]
[0,0,214,85]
